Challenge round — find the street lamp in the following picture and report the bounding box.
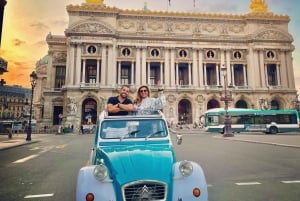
[220,64,234,137]
[26,71,37,141]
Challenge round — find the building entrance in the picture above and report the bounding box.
[178,99,192,124]
[82,98,97,124]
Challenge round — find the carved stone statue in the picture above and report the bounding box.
[67,96,77,114]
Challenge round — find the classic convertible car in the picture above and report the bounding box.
[76,111,208,201]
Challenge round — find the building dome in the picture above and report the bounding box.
[85,0,103,4]
[37,55,49,65]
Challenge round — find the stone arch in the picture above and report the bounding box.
[253,28,293,42]
[51,97,64,125]
[67,20,115,35]
[79,93,106,124]
[270,100,280,110]
[235,100,248,108]
[82,98,98,124]
[207,99,220,110]
[269,96,284,110]
[178,98,192,124]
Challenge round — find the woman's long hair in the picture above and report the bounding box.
[134,85,151,105]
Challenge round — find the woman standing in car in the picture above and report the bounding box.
[134,81,165,115]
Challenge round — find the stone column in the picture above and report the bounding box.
[117,61,121,85]
[164,48,170,87]
[188,62,192,86]
[96,59,100,84]
[66,44,75,86]
[160,62,163,84]
[203,63,207,86]
[175,62,179,86]
[101,45,107,85]
[279,50,288,88]
[107,44,116,86]
[198,49,204,87]
[75,45,82,85]
[286,50,295,88]
[216,64,220,86]
[82,59,86,84]
[135,47,141,85]
[247,46,256,89]
[226,50,232,85]
[264,63,268,87]
[141,47,147,84]
[131,61,134,85]
[170,48,176,87]
[192,49,198,87]
[147,62,151,85]
[259,50,266,87]
[46,51,53,89]
[243,64,247,86]
[276,63,281,86]
[231,64,235,86]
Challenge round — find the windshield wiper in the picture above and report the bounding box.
[146,130,164,139]
[128,130,139,137]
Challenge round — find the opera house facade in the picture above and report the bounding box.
[33,0,297,128]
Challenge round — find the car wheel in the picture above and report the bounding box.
[269,126,278,134]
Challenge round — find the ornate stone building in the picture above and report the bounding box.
[0,85,31,120]
[34,0,297,128]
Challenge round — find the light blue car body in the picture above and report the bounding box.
[76,111,208,201]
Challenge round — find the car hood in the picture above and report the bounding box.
[96,141,176,185]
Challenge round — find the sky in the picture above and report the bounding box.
[0,0,300,89]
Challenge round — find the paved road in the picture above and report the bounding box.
[172,131,300,201]
[1,131,300,201]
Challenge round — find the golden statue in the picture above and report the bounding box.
[250,0,268,12]
[85,0,103,4]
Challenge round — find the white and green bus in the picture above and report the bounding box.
[204,108,300,134]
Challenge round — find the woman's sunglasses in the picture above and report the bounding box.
[139,89,148,93]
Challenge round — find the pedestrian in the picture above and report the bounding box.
[80,125,84,134]
[106,85,135,116]
[133,81,165,115]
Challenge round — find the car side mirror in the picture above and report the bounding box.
[176,134,182,145]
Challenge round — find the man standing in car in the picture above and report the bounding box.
[106,85,135,116]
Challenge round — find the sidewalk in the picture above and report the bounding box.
[2,131,300,151]
[170,127,300,148]
[0,134,40,151]
[215,133,300,148]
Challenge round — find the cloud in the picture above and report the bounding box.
[195,1,240,13]
[30,22,49,30]
[0,49,7,56]
[12,38,26,47]
[13,61,30,70]
[34,40,47,47]
[52,19,68,27]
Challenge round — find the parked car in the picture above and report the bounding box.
[76,110,208,201]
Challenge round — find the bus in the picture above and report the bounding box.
[204,108,300,134]
[0,120,23,134]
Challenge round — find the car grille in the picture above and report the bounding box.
[122,181,166,201]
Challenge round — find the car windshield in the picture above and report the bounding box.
[100,119,167,139]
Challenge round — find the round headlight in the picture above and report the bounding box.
[93,164,108,181]
[179,160,193,177]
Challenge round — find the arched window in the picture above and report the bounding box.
[235,100,248,108]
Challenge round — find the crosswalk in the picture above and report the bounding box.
[12,144,67,164]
